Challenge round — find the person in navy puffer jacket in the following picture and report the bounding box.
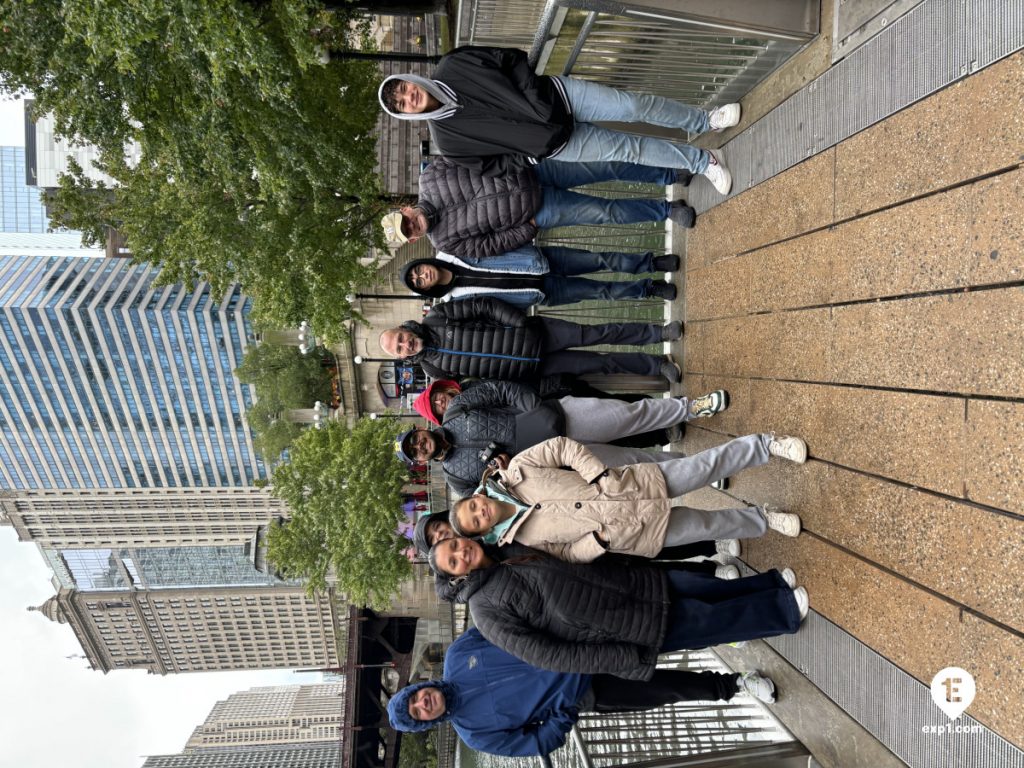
[386,627,773,758]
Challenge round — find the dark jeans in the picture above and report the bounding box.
[588,669,739,711]
[657,539,717,560]
[543,246,655,275]
[660,569,801,651]
[533,160,672,229]
[537,316,664,378]
[542,275,650,305]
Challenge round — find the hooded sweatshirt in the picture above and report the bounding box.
[379,46,574,177]
[387,628,590,757]
[401,257,546,303]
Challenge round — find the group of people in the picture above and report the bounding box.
[374,45,811,758]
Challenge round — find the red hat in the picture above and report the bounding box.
[413,380,460,425]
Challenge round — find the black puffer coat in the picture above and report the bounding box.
[418,156,542,258]
[440,381,565,495]
[406,297,545,381]
[461,543,669,680]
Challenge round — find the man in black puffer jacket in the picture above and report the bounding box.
[379,156,697,258]
[379,296,682,383]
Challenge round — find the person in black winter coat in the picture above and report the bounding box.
[428,539,807,680]
[380,156,697,258]
[378,296,683,383]
[377,46,737,196]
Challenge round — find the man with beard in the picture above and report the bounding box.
[400,379,729,495]
[378,296,683,384]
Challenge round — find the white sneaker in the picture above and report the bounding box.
[793,586,809,621]
[708,103,741,131]
[767,434,807,464]
[763,507,801,537]
[739,671,776,704]
[780,568,796,588]
[715,539,741,557]
[702,149,732,195]
[715,565,740,580]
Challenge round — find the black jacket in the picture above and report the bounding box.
[418,156,542,258]
[460,544,669,680]
[429,46,574,176]
[405,297,545,381]
[440,381,565,495]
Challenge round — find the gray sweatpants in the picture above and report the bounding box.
[561,396,690,442]
[587,445,687,466]
[658,433,771,497]
[663,505,767,546]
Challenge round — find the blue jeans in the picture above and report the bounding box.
[541,245,655,305]
[553,76,711,173]
[533,160,672,229]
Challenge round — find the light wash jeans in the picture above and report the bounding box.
[533,159,672,229]
[553,76,712,173]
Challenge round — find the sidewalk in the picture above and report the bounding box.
[673,47,1023,766]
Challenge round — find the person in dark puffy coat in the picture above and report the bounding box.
[378,296,683,383]
[412,510,455,558]
[387,627,777,758]
[400,379,727,495]
[428,539,807,680]
[379,156,697,259]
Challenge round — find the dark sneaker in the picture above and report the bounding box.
[661,320,683,341]
[646,281,677,301]
[660,357,682,383]
[674,169,694,187]
[652,254,681,272]
[669,201,696,228]
[688,389,729,418]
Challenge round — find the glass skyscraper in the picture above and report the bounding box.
[0,146,49,233]
[0,254,266,488]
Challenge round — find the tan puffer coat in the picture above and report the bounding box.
[494,436,672,562]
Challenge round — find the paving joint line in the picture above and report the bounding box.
[680,371,1024,405]
[686,423,1024,525]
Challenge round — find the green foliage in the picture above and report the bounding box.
[267,417,411,609]
[397,730,438,768]
[235,342,335,461]
[1,0,390,342]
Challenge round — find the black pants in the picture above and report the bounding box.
[656,539,717,560]
[588,669,740,712]
[536,317,664,377]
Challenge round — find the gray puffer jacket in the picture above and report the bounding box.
[461,543,669,680]
[418,156,542,258]
[440,381,564,495]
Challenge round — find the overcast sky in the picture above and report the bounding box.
[0,96,322,768]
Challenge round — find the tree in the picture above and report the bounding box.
[397,731,438,768]
[267,417,411,609]
[2,0,392,341]
[235,341,336,461]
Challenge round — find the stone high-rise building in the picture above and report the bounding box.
[186,684,345,750]
[142,744,339,768]
[34,584,339,674]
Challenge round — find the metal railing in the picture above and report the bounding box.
[457,0,817,112]
[556,650,807,768]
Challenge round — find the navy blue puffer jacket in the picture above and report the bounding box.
[407,297,545,381]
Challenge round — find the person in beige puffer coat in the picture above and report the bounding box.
[450,435,807,562]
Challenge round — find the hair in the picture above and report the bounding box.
[380,79,404,112]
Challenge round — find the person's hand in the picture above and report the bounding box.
[489,453,511,470]
[594,529,608,542]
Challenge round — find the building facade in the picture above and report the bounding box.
[0,146,49,233]
[0,254,265,489]
[36,585,339,673]
[186,684,345,750]
[0,487,286,548]
[142,744,339,768]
